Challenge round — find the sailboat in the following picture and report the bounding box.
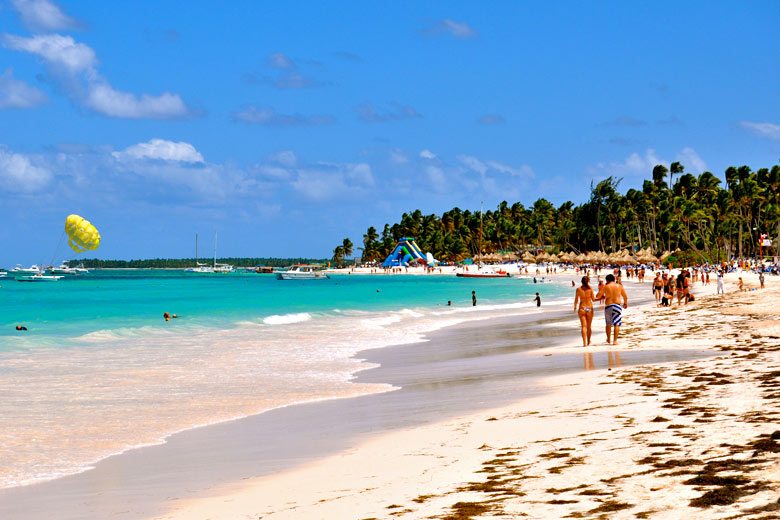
[184,232,235,273]
[185,233,214,273]
[457,203,510,278]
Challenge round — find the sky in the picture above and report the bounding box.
[1,0,779,264]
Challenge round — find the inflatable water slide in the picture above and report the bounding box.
[382,237,430,267]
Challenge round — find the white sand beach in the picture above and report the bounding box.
[153,271,780,519]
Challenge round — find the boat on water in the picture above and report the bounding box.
[16,273,64,282]
[0,271,7,278]
[9,264,44,275]
[276,265,330,280]
[51,263,78,275]
[185,232,235,274]
[455,203,511,279]
[456,270,511,278]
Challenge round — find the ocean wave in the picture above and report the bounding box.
[263,312,312,325]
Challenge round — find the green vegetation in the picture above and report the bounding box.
[66,258,328,269]
[359,161,780,263]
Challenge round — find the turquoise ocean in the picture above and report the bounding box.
[0,270,569,489]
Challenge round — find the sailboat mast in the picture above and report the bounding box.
[214,231,217,268]
[195,233,198,266]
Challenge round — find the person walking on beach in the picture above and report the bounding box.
[653,273,663,303]
[717,270,724,294]
[595,274,628,345]
[574,276,595,346]
[472,291,477,306]
[759,272,765,289]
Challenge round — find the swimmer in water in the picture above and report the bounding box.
[15,325,27,331]
[574,276,595,346]
[163,312,170,322]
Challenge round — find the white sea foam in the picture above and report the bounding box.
[263,312,312,325]
[0,288,571,490]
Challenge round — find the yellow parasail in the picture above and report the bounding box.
[65,214,101,253]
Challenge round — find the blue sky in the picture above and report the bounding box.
[1,0,779,264]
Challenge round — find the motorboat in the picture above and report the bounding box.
[0,271,7,278]
[276,265,329,280]
[9,264,43,275]
[51,263,78,275]
[16,273,64,282]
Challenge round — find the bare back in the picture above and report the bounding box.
[597,282,627,307]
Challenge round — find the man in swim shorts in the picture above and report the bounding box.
[595,273,628,345]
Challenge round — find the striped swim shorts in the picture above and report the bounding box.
[605,304,623,326]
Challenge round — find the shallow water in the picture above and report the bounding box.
[0,270,568,489]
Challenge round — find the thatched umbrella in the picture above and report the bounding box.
[576,253,587,264]
[549,253,560,263]
[522,251,537,263]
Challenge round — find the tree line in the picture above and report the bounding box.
[67,258,328,269]
[353,160,780,264]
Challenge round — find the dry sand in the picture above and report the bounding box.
[155,271,780,520]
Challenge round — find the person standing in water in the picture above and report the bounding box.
[595,274,628,345]
[573,276,595,347]
[472,291,477,306]
[533,292,541,307]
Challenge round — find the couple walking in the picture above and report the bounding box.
[573,274,628,346]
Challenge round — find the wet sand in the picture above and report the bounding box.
[0,278,710,519]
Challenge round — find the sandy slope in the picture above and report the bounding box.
[155,271,780,520]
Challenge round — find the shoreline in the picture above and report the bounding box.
[151,272,780,519]
[0,276,694,519]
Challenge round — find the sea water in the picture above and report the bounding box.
[0,270,568,489]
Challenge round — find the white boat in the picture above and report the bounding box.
[0,271,7,278]
[16,273,64,282]
[185,232,235,274]
[51,263,78,275]
[276,265,329,280]
[9,264,43,275]
[71,264,90,274]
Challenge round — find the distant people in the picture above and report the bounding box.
[574,276,595,347]
[738,277,744,292]
[163,312,171,321]
[759,272,765,289]
[15,325,27,331]
[595,274,628,346]
[472,291,477,306]
[717,270,724,294]
[447,300,452,306]
[534,292,541,307]
[533,277,537,283]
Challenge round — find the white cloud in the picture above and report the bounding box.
[10,0,79,32]
[2,34,96,73]
[291,163,374,200]
[0,68,47,108]
[113,139,204,163]
[419,149,436,159]
[740,121,780,141]
[347,163,374,185]
[266,52,294,69]
[675,147,706,174]
[457,154,488,175]
[268,150,297,167]
[587,148,667,178]
[232,105,333,126]
[426,165,447,192]
[0,146,52,192]
[356,101,422,122]
[3,34,195,120]
[85,80,191,119]
[389,149,408,164]
[424,19,478,39]
[486,160,535,177]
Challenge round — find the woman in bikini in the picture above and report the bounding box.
[574,276,595,347]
